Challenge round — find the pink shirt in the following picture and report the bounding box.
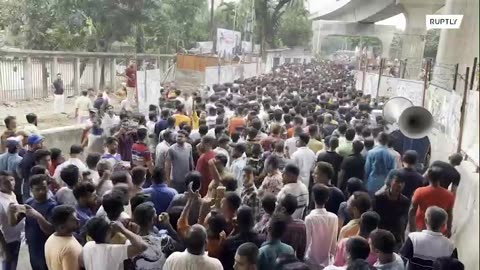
[305,208,339,268]
[333,237,378,266]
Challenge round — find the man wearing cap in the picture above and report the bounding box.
[18,134,44,202]
[75,90,93,125]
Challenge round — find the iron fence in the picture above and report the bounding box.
[0,49,174,101]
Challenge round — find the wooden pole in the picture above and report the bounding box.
[422,59,432,107]
[457,66,470,153]
[470,57,477,90]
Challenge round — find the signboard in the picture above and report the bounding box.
[378,76,398,97]
[364,73,379,98]
[137,69,162,116]
[394,79,423,106]
[217,28,241,58]
[426,85,462,145]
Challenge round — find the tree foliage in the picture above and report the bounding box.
[277,6,312,48]
[0,0,209,53]
[423,29,440,59]
[0,0,310,55]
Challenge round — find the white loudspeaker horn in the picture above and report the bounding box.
[383,97,433,139]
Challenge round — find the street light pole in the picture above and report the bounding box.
[211,0,216,53]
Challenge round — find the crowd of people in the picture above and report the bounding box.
[0,61,466,270]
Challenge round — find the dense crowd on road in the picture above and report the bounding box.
[0,61,465,270]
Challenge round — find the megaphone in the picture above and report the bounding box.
[383,97,433,139]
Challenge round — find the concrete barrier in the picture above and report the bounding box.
[40,124,84,153]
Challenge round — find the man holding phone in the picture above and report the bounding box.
[0,171,24,270]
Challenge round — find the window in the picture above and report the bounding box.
[273,57,280,67]
[284,58,291,64]
[294,58,301,63]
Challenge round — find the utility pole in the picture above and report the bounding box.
[211,0,216,53]
[248,0,255,53]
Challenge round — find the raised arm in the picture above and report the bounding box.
[25,205,54,236]
[208,159,222,187]
[112,221,148,258]
[95,170,111,194]
[165,150,173,185]
[178,184,197,239]
[408,200,418,233]
[8,204,25,226]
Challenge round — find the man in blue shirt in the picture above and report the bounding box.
[143,167,177,214]
[73,181,96,244]
[154,109,171,140]
[0,138,22,174]
[365,132,396,194]
[18,134,44,202]
[258,215,294,270]
[0,139,23,203]
[10,174,56,270]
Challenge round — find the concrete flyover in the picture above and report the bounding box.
[310,0,445,78]
[310,0,402,23]
[311,20,397,58]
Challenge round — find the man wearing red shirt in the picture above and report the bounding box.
[409,165,454,236]
[196,136,217,197]
[125,63,137,104]
[131,128,154,175]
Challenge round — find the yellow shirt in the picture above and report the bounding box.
[75,96,93,117]
[45,234,82,270]
[173,113,191,127]
[307,138,324,154]
[338,218,360,241]
[192,111,200,130]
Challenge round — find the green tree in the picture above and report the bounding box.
[423,29,440,58]
[254,0,306,55]
[143,0,209,53]
[277,6,312,47]
[214,2,237,30]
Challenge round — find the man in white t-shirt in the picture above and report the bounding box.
[291,133,316,187]
[163,224,222,270]
[285,126,302,158]
[79,218,147,270]
[276,164,309,220]
[75,90,93,125]
[53,145,88,185]
[0,172,25,269]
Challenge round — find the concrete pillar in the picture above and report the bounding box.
[435,0,479,90]
[93,58,100,91]
[42,59,49,98]
[73,58,81,95]
[110,58,117,91]
[23,57,33,100]
[311,21,323,56]
[379,35,393,58]
[51,57,58,83]
[401,6,432,79]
